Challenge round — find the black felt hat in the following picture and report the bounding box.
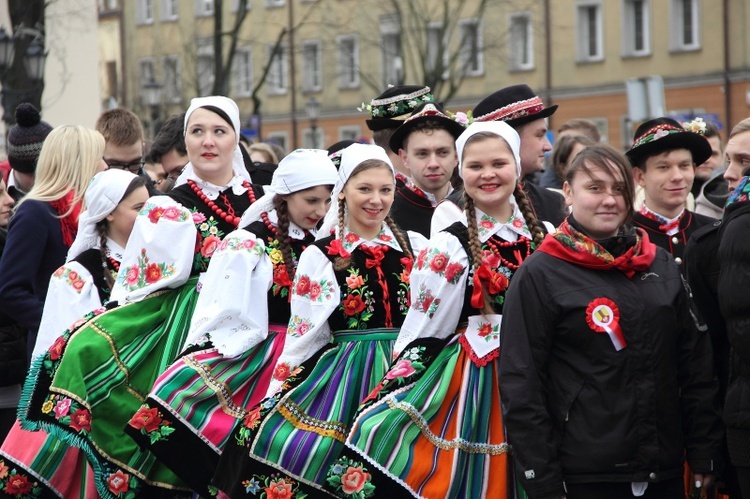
[327,140,356,169]
[365,85,434,131]
[472,84,557,128]
[388,102,466,153]
[625,117,711,167]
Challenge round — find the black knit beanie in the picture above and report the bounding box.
[7,103,53,174]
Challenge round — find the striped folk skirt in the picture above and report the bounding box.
[326,335,521,499]
[124,325,286,496]
[213,328,398,498]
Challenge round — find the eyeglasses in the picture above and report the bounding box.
[166,165,186,181]
[104,158,145,173]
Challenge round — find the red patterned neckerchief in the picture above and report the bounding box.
[50,190,83,247]
[538,220,656,279]
[637,205,684,234]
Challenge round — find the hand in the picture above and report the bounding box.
[694,473,714,489]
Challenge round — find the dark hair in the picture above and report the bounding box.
[551,135,596,179]
[271,194,296,284]
[558,118,601,143]
[401,120,456,151]
[704,121,720,139]
[200,106,235,130]
[95,108,144,146]
[96,175,150,289]
[373,128,397,151]
[148,113,187,162]
[565,144,635,223]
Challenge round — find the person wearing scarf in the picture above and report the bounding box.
[318,121,547,498]
[124,149,338,495]
[0,125,107,363]
[213,143,427,497]
[499,144,723,499]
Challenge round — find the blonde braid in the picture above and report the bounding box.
[334,199,351,271]
[463,191,493,315]
[384,215,412,260]
[514,184,546,247]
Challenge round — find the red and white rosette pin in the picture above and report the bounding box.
[586,298,626,351]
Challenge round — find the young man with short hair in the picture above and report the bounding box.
[147,113,188,192]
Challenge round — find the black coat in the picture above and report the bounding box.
[389,184,434,238]
[500,245,722,498]
[0,228,26,386]
[717,201,750,465]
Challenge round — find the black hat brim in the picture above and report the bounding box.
[366,118,408,131]
[388,116,466,153]
[626,132,712,167]
[504,104,558,129]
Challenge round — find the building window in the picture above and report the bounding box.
[267,44,288,95]
[136,0,154,24]
[337,35,359,89]
[139,58,155,105]
[622,0,650,56]
[426,22,449,81]
[380,14,402,87]
[509,12,534,71]
[458,19,483,77]
[339,126,361,141]
[301,41,322,92]
[161,0,178,20]
[267,132,288,152]
[265,0,284,7]
[671,0,700,51]
[576,2,604,62]
[232,47,253,97]
[302,128,324,149]
[99,0,118,13]
[163,55,181,103]
[197,38,215,96]
[195,0,214,17]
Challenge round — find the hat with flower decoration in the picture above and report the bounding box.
[363,85,434,131]
[327,140,357,169]
[388,102,467,153]
[626,117,711,167]
[472,84,558,128]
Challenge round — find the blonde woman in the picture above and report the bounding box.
[0,125,107,360]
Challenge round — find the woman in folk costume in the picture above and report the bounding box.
[0,169,148,498]
[212,143,427,497]
[125,149,338,496]
[167,95,263,272]
[13,196,197,499]
[499,145,722,499]
[323,121,546,499]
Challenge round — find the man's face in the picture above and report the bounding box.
[695,135,723,181]
[103,141,144,173]
[399,129,457,198]
[634,148,695,217]
[12,170,34,192]
[723,130,750,192]
[517,118,552,176]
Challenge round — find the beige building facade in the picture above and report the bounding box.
[106,0,750,151]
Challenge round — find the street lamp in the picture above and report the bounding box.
[0,28,16,74]
[306,96,320,148]
[0,28,47,127]
[142,77,163,138]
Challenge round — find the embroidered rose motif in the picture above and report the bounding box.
[378,233,393,242]
[429,252,449,273]
[342,294,366,316]
[264,478,294,499]
[512,217,524,229]
[201,235,221,258]
[268,248,283,264]
[148,206,166,223]
[53,397,72,419]
[416,248,428,269]
[480,250,500,269]
[346,274,365,289]
[129,406,162,433]
[0,461,8,480]
[243,406,262,430]
[444,262,465,284]
[478,323,493,338]
[67,270,79,282]
[49,335,67,361]
[145,263,162,284]
[272,363,293,381]
[327,458,376,497]
[488,271,509,294]
[327,239,351,258]
[53,267,64,278]
[480,219,495,230]
[70,408,92,432]
[4,473,32,495]
[272,265,293,288]
[385,359,416,380]
[162,206,181,221]
[243,239,256,250]
[192,212,207,224]
[345,232,360,244]
[125,265,139,285]
[72,279,85,291]
[340,465,372,495]
[295,275,311,296]
[107,470,130,495]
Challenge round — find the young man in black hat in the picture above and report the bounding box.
[387,102,464,236]
[431,84,566,235]
[627,117,715,271]
[364,85,434,181]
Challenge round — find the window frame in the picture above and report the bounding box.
[621,0,651,57]
[576,1,604,63]
[508,11,534,71]
[670,0,701,52]
[457,18,484,77]
[337,34,360,89]
[301,40,323,92]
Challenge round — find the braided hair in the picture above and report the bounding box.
[513,184,545,248]
[271,194,296,282]
[96,221,115,290]
[463,190,494,315]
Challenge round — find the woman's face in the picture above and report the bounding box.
[284,185,333,230]
[563,161,628,239]
[0,179,14,227]
[461,137,518,220]
[340,165,394,239]
[185,108,237,185]
[106,185,150,247]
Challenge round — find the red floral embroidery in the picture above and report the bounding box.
[478,323,493,338]
[243,406,262,429]
[4,473,32,495]
[273,265,293,288]
[345,232,360,244]
[342,294,366,316]
[326,239,351,258]
[340,466,372,495]
[129,406,162,433]
[346,274,365,289]
[107,470,130,495]
[201,234,221,258]
[264,478,294,499]
[273,363,292,381]
[488,271,509,294]
[378,233,393,242]
[416,248,429,269]
[295,275,311,296]
[429,252,449,273]
[49,335,66,361]
[145,263,162,284]
[70,408,92,432]
[444,262,464,283]
[309,282,322,300]
[148,206,166,223]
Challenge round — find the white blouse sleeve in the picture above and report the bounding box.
[184,229,271,358]
[266,244,340,395]
[33,262,101,360]
[394,231,470,354]
[430,199,466,238]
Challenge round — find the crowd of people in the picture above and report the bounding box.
[0,82,745,499]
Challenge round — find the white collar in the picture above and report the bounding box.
[338,224,403,253]
[187,172,248,200]
[403,176,454,207]
[475,204,531,243]
[7,171,24,194]
[104,238,126,261]
[265,209,311,240]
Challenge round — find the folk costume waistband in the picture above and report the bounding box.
[331,328,400,344]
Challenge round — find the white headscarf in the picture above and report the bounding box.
[317,143,394,239]
[67,169,140,261]
[175,96,251,187]
[455,121,522,178]
[109,196,197,304]
[239,149,338,228]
